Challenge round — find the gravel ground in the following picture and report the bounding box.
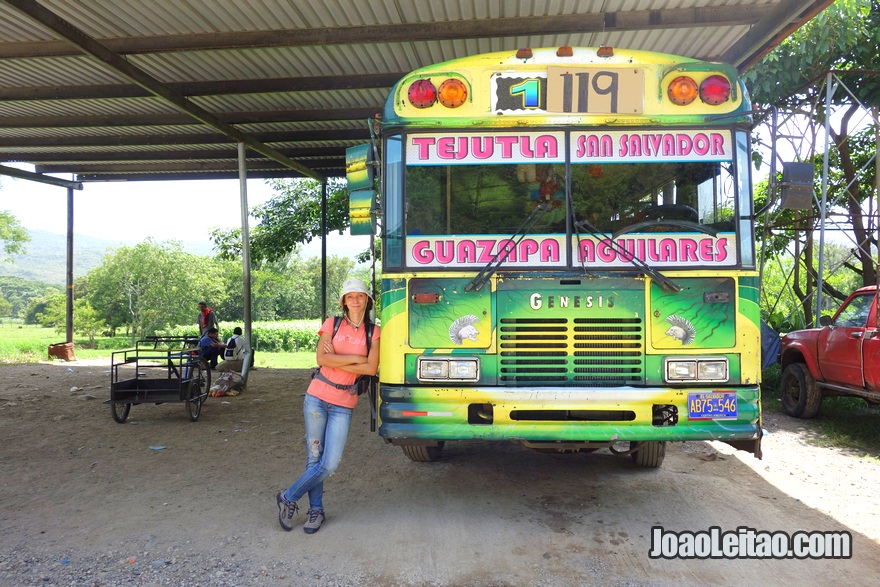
[2,361,879,587]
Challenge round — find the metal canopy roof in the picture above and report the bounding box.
[0,0,833,183]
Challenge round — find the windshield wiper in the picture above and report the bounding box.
[465,203,550,292]
[572,214,682,293]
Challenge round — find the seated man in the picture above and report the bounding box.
[198,327,226,369]
[217,326,248,373]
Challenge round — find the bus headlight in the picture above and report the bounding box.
[449,360,478,379]
[667,360,696,380]
[697,360,728,381]
[418,357,480,382]
[665,358,728,383]
[419,360,448,379]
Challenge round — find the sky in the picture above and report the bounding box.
[0,163,370,260]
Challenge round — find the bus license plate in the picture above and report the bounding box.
[688,392,737,420]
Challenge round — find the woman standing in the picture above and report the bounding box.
[276,278,380,534]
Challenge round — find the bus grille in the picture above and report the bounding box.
[498,317,644,386]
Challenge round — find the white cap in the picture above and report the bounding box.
[339,278,373,308]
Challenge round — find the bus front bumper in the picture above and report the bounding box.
[378,384,761,448]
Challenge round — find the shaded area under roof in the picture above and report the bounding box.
[0,0,833,182]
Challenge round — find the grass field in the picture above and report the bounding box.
[0,323,317,369]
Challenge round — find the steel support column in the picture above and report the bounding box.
[321,180,328,320]
[238,143,253,384]
[66,185,73,343]
[816,72,834,325]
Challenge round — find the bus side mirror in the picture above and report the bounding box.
[346,143,377,236]
[349,189,376,236]
[779,162,814,210]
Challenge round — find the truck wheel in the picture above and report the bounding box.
[630,441,666,468]
[780,363,822,418]
[401,442,445,462]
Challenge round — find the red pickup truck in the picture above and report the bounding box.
[778,285,880,418]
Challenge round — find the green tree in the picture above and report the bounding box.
[744,0,879,325]
[208,253,358,322]
[0,294,12,318]
[85,239,224,343]
[0,276,53,318]
[301,255,356,319]
[207,256,247,323]
[0,210,29,258]
[34,291,65,328]
[22,286,62,324]
[761,241,863,330]
[36,293,107,347]
[211,178,351,264]
[71,299,107,347]
[743,1,871,111]
[250,257,317,320]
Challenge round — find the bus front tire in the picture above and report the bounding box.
[630,441,666,468]
[401,442,445,462]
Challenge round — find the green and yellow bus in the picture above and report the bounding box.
[351,46,762,467]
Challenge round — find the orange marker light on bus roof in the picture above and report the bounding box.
[408,79,437,108]
[700,75,732,105]
[438,78,467,108]
[667,76,698,106]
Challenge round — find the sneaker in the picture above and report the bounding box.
[276,492,298,531]
[303,509,325,534]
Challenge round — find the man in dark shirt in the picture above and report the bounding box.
[198,327,225,369]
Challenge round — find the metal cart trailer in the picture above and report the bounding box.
[106,337,208,423]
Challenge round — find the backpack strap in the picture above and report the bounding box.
[365,322,374,355]
[312,367,357,391]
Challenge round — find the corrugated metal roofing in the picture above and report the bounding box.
[0,0,834,182]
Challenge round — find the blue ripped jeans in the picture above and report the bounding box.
[282,392,353,512]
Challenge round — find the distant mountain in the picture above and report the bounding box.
[1,229,215,285]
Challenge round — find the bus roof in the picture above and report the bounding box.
[384,46,752,128]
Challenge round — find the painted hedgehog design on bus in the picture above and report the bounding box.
[449,314,480,345]
[665,314,696,345]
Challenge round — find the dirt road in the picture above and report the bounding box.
[1,362,879,586]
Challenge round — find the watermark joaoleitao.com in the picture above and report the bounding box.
[649,526,852,560]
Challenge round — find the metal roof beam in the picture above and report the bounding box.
[0,128,370,148]
[0,107,378,128]
[75,170,345,182]
[2,0,323,181]
[0,73,406,101]
[720,0,831,71]
[0,163,83,189]
[0,5,772,58]
[2,146,344,162]
[36,158,342,174]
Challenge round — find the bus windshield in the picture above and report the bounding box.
[401,136,748,272]
[405,160,735,236]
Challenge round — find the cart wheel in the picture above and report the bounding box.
[110,402,131,423]
[186,379,204,422]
